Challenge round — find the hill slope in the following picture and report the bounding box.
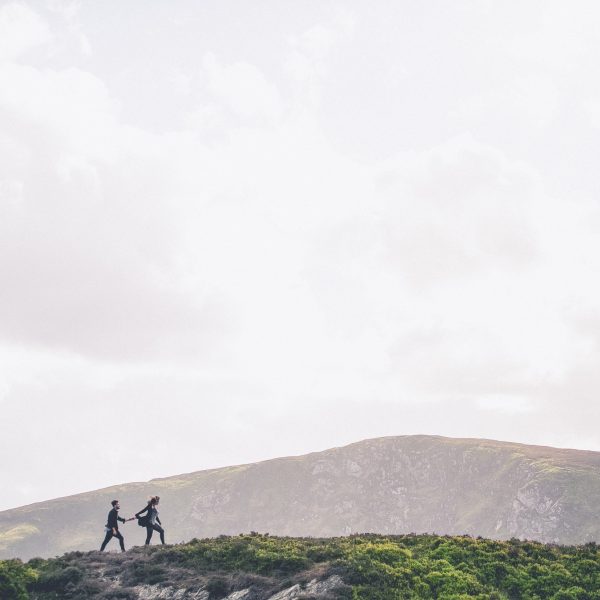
[3,534,600,599]
[2,435,600,560]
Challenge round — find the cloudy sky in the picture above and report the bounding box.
[1,0,600,511]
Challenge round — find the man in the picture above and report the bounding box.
[100,499,131,552]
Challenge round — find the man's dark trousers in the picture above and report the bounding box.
[100,529,125,552]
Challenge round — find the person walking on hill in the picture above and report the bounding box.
[136,495,165,545]
[100,499,133,552]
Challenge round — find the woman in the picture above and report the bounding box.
[136,495,165,545]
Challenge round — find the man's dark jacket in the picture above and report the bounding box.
[106,508,125,530]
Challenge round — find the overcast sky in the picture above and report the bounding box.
[1,0,600,511]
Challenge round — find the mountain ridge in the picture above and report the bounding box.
[7,434,600,512]
[3,434,600,560]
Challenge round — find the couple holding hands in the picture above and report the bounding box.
[100,495,165,552]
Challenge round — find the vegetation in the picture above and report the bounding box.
[0,559,37,599]
[1,533,600,599]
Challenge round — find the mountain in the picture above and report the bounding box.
[2,435,600,560]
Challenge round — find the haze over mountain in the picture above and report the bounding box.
[2,435,600,560]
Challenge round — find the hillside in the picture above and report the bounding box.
[3,435,600,560]
[3,533,600,599]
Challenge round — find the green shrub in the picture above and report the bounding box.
[18,534,600,599]
[551,587,590,600]
[32,564,84,592]
[120,561,168,586]
[0,559,37,600]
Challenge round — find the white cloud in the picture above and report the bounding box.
[0,55,230,361]
[0,2,51,61]
[202,53,283,122]
[456,76,559,128]
[505,3,589,69]
[0,380,8,404]
[476,394,535,415]
[584,99,600,129]
[0,63,118,158]
[45,0,92,56]
[3,0,600,511]
[292,8,356,61]
[284,11,356,109]
[0,178,24,205]
[374,135,538,283]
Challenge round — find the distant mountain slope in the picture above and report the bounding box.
[2,435,600,560]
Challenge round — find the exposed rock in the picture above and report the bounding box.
[133,584,209,599]
[129,577,342,600]
[267,575,344,600]
[225,590,251,600]
[268,584,302,600]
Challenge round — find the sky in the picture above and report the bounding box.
[1,0,600,511]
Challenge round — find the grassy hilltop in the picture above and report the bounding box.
[2,533,600,599]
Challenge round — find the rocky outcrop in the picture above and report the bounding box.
[119,575,345,600]
[133,585,209,599]
[267,576,344,600]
